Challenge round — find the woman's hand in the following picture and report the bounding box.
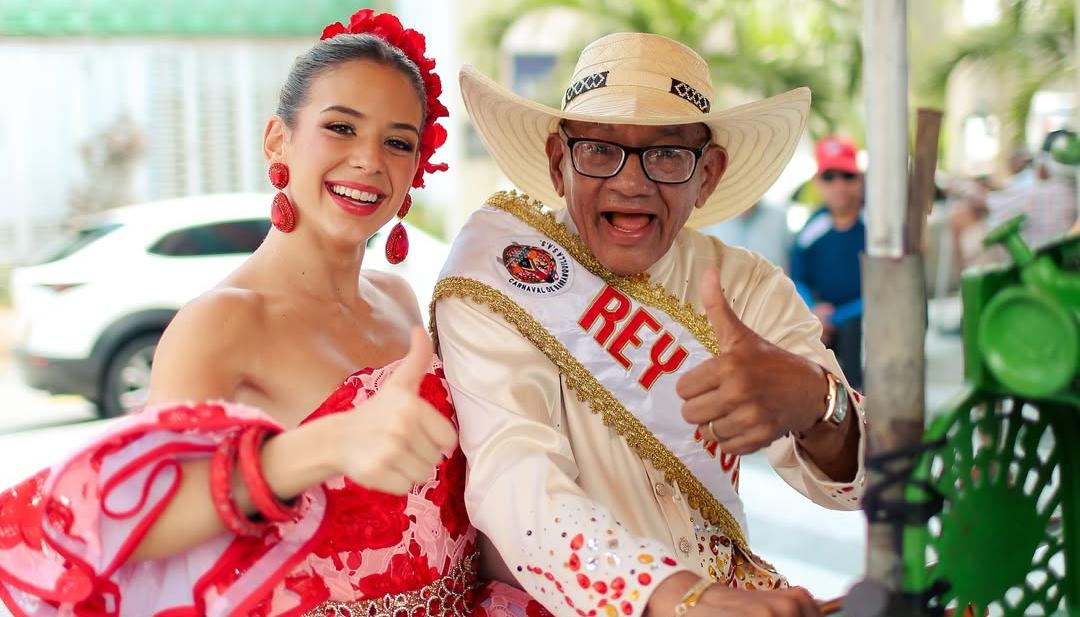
[331,328,458,494]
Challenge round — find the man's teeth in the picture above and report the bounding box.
[330,185,379,203]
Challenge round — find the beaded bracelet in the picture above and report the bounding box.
[672,578,712,617]
[209,431,268,537]
[237,426,299,523]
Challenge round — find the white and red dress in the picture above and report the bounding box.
[0,357,538,617]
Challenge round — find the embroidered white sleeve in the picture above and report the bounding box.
[436,297,687,617]
[766,390,867,510]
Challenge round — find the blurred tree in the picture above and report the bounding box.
[469,0,864,138]
[921,0,1075,149]
[68,114,146,217]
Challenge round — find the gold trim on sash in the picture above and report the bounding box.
[484,191,721,355]
[433,277,752,555]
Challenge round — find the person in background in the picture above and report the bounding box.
[985,129,1078,250]
[950,129,1079,273]
[1005,147,1035,191]
[790,135,865,390]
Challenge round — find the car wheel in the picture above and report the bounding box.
[101,333,159,417]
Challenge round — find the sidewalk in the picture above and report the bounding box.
[925,295,966,412]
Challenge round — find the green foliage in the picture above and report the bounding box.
[407,196,449,242]
[468,0,865,139]
[920,0,1075,148]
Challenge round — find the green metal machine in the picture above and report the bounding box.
[899,216,1080,616]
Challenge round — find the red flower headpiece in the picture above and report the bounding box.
[322,10,449,189]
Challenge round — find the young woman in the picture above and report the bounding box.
[0,10,537,617]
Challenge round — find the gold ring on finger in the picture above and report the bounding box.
[702,419,720,443]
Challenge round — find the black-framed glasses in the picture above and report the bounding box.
[820,170,858,182]
[559,127,708,184]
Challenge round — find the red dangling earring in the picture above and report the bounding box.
[384,194,411,264]
[268,162,297,233]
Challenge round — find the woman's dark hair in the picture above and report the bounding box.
[276,34,426,133]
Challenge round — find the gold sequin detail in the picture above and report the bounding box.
[432,277,751,554]
[303,551,478,617]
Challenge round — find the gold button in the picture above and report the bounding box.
[654,482,668,497]
[678,537,691,554]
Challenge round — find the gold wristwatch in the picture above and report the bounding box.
[820,371,849,427]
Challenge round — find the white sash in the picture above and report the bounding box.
[435,193,748,544]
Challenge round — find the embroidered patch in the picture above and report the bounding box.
[564,71,610,107]
[499,241,572,295]
[669,78,711,113]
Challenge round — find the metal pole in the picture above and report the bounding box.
[864,0,909,260]
[860,0,928,605]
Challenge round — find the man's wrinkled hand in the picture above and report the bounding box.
[690,585,823,617]
[675,267,826,455]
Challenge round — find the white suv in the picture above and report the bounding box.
[11,193,448,417]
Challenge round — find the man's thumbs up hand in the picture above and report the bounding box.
[701,266,755,353]
[675,267,829,455]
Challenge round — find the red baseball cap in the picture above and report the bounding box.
[815,135,859,174]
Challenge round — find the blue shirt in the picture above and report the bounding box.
[790,208,865,325]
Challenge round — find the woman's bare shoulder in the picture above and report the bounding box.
[148,286,271,404]
[173,286,269,341]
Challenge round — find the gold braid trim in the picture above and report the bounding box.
[432,276,752,555]
[483,191,721,354]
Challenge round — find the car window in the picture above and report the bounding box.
[29,223,123,264]
[148,219,271,257]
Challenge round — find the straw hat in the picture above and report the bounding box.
[460,32,811,228]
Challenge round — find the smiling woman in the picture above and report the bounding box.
[0,9,531,617]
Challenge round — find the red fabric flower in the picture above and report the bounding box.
[423,448,470,540]
[313,484,410,558]
[527,599,556,617]
[356,540,440,597]
[418,373,454,421]
[303,368,378,424]
[321,10,449,189]
[157,403,229,430]
[282,572,331,612]
[321,22,346,39]
[0,470,48,550]
[310,381,360,418]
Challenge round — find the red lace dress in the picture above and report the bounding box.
[0,356,539,617]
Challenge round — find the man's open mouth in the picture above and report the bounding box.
[602,212,655,233]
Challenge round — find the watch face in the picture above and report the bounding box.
[830,381,849,425]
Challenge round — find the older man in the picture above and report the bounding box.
[434,33,866,617]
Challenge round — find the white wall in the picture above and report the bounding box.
[0,39,309,262]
